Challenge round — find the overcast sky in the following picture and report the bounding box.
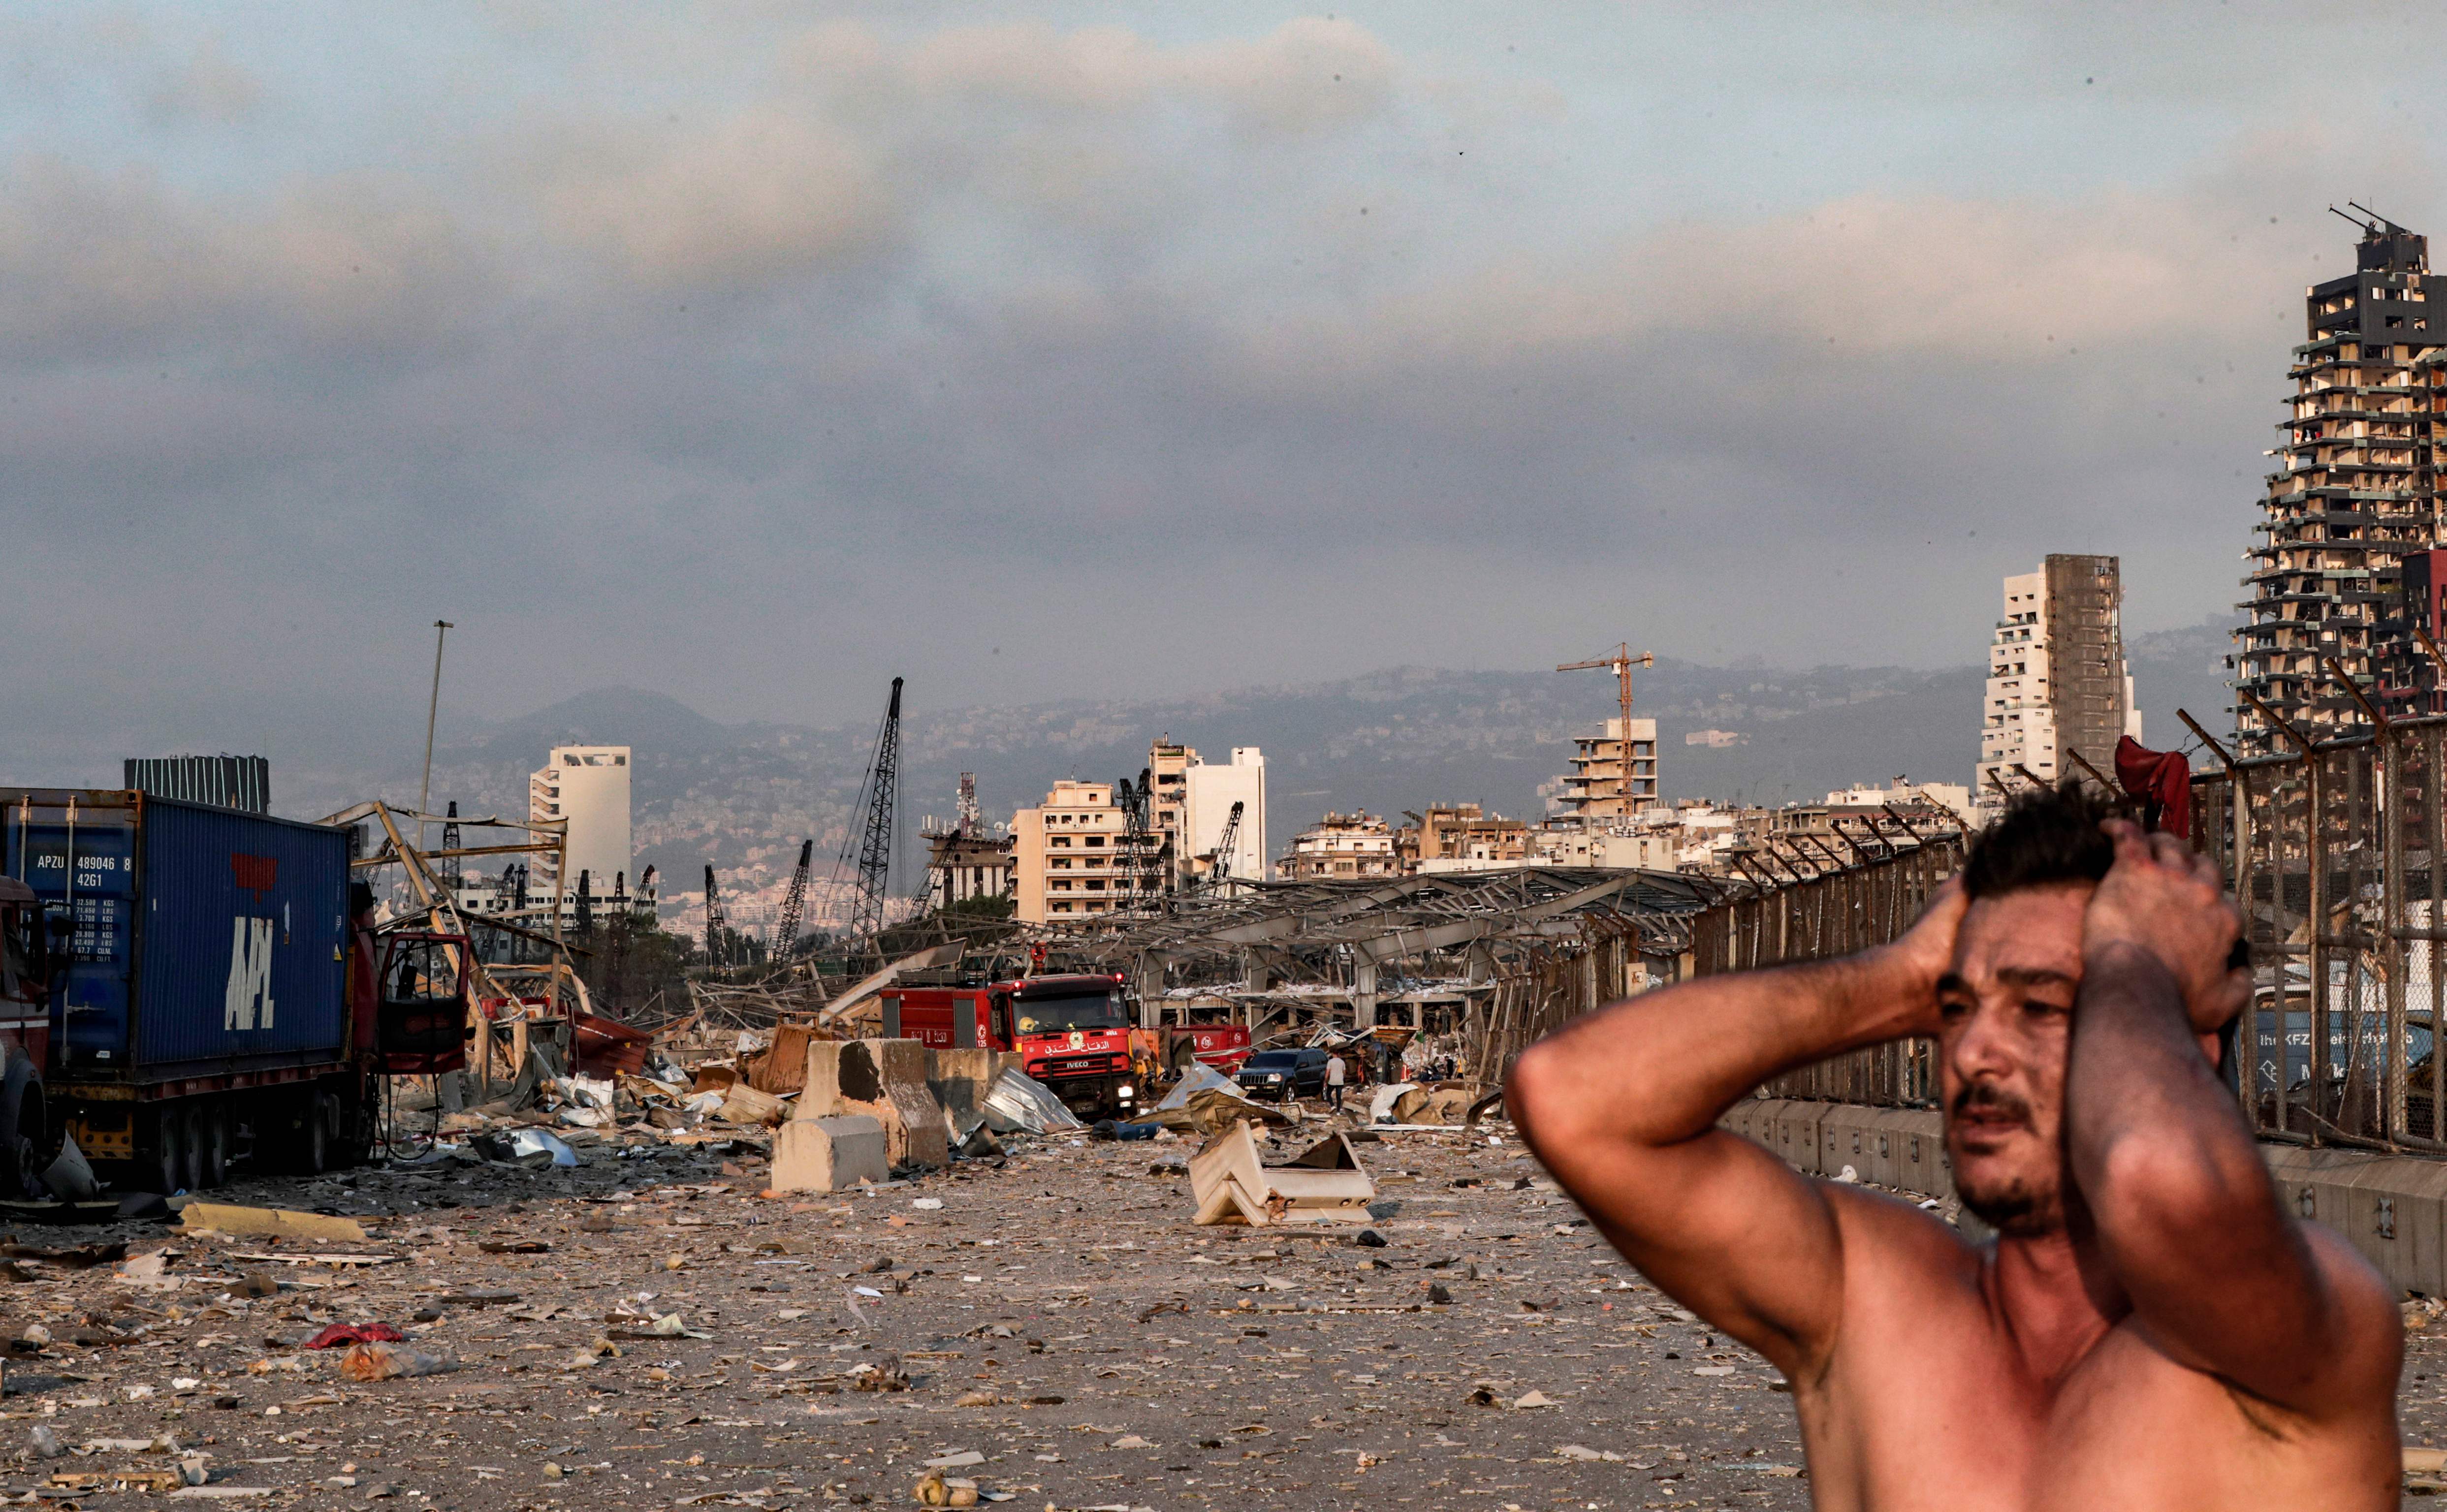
[7,2,2445,772]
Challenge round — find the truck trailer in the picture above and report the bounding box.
[1,789,471,1196]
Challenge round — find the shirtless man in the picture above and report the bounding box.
[1506,786,2402,1508]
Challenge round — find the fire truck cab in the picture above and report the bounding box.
[881,972,1137,1117]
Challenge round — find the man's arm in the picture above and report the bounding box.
[2068,825,2399,1414]
[1507,883,1964,1378]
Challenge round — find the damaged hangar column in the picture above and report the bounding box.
[2238,211,2447,751]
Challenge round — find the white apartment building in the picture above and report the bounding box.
[1824,778,1981,830]
[1977,558,2140,806]
[1184,747,1267,889]
[529,745,634,917]
[1146,740,1269,893]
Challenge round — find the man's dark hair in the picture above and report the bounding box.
[1961,781,2126,900]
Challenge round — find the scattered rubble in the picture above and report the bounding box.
[56,1044,2447,1506]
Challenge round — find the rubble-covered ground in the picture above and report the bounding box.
[7,1118,2447,1509]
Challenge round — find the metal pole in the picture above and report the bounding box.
[418,620,455,854]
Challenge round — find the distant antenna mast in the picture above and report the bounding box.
[955,773,980,838]
[842,678,904,942]
[771,840,813,963]
[441,801,461,889]
[702,864,728,971]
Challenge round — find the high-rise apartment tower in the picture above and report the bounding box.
[2238,212,2446,752]
[1977,556,2138,803]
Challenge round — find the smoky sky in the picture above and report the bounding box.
[5,1,2446,774]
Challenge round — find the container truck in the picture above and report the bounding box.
[1,788,473,1197]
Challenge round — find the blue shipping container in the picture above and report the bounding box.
[0,790,349,1079]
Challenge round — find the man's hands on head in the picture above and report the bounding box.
[2082,819,2249,1036]
[1871,876,1969,1038]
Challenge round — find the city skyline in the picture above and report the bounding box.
[10,4,2447,780]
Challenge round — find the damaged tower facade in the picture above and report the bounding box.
[2239,212,2447,749]
[1976,555,2138,802]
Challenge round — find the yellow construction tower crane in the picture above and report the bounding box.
[1557,641,1655,807]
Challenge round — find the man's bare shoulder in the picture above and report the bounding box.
[1813,1181,1993,1323]
[1818,1179,1989,1265]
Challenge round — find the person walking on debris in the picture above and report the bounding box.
[1508,785,2402,1508]
[1325,1049,1347,1112]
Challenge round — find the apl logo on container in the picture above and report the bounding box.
[224,918,277,1031]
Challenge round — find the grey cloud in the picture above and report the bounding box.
[0,155,490,358]
[145,35,263,126]
[1,4,2441,777]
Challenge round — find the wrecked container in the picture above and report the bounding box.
[1188,1122,1375,1226]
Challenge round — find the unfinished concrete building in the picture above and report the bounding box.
[2239,212,2447,752]
[1552,718,1659,818]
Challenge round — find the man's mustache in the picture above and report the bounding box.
[1951,1081,2033,1125]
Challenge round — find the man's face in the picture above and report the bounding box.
[1936,882,2088,1237]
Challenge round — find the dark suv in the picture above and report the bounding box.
[1237,1048,1328,1102]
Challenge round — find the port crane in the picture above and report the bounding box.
[770,840,813,962]
[701,864,728,971]
[833,677,905,951]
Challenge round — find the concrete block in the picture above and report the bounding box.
[770,1115,888,1194]
[1894,1110,1947,1199]
[1818,1105,1875,1183]
[929,1048,999,1126]
[1785,1101,1831,1177]
[869,1037,932,1088]
[795,1039,848,1121]
[842,1071,952,1172]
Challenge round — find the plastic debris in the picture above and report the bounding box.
[337,1343,460,1381]
[304,1324,406,1350]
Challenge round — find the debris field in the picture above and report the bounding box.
[11,1120,2447,1509]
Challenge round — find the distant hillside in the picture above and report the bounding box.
[263,620,2237,918]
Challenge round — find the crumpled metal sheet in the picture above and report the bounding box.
[1154,1062,1241,1112]
[508,1128,580,1167]
[981,1069,1085,1135]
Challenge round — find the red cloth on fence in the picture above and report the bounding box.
[2114,735,2192,838]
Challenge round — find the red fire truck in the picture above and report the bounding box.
[880,973,1139,1117]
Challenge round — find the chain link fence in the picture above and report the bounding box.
[2192,716,2447,1150]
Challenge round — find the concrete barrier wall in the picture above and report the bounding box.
[1724,1097,2447,1297]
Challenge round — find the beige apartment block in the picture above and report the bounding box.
[1552,718,1659,818]
[1396,803,1528,870]
[1280,811,1400,881]
[1147,738,1269,893]
[1011,780,1162,924]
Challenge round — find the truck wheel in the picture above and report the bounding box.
[204,1101,230,1184]
[298,1093,331,1176]
[0,1059,44,1200]
[148,1111,186,1197]
[330,1084,371,1170]
[178,1104,205,1195]
[197,1102,229,1189]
